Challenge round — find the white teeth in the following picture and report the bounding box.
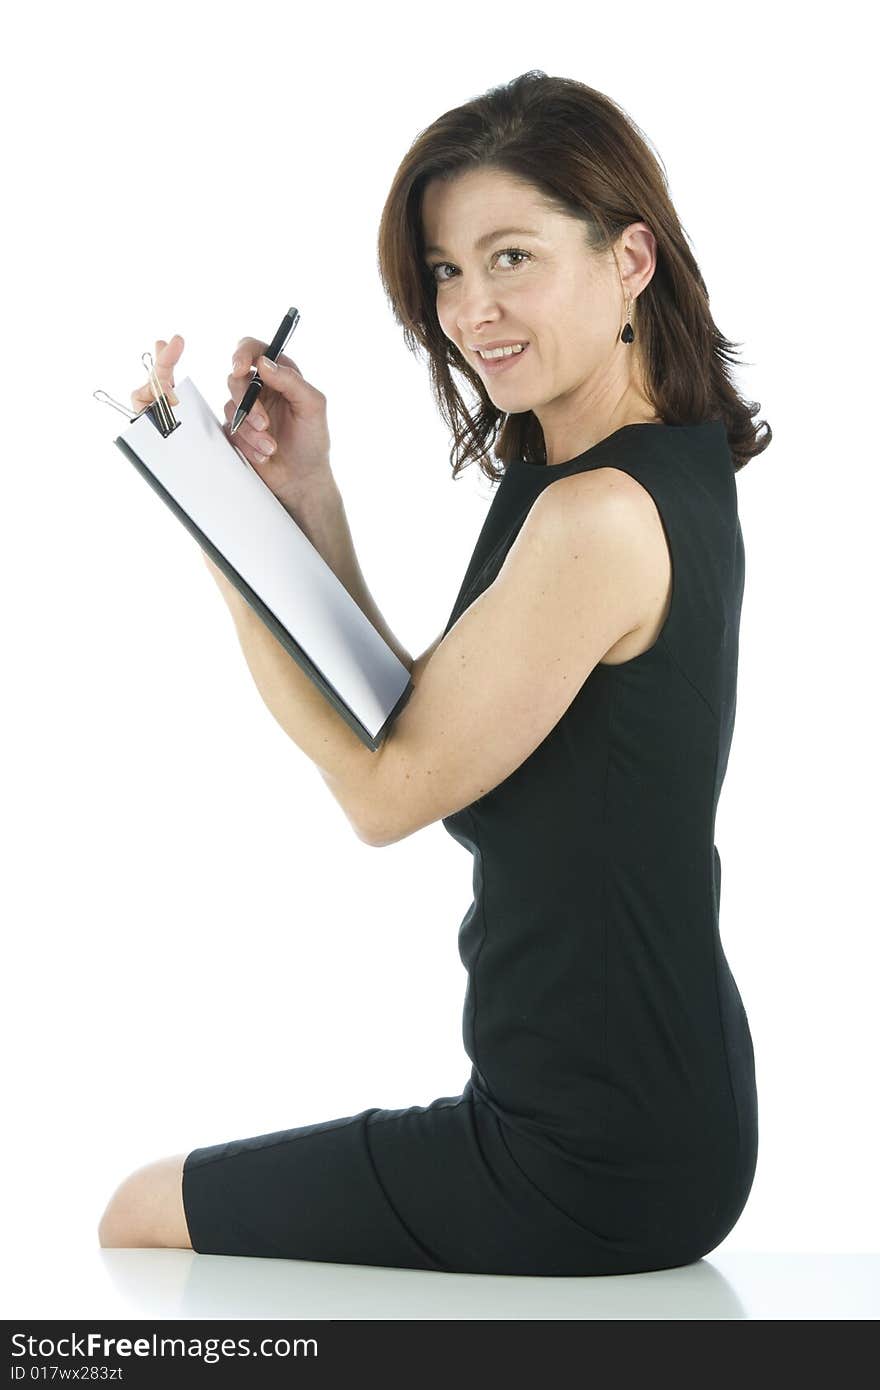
[478,343,526,359]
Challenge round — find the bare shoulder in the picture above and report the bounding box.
[523,463,665,579]
[531,465,672,666]
[536,463,658,526]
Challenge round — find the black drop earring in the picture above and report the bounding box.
[620,296,635,344]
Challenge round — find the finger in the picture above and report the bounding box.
[130,332,183,412]
[227,360,298,404]
[231,339,302,379]
[156,333,184,363]
[131,381,180,409]
[222,397,273,445]
[224,373,272,427]
[223,419,276,466]
[274,351,302,377]
[254,354,317,406]
[155,333,184,385]
[222,400,276,458]
[231,338,269,376]
[130,382,180,411]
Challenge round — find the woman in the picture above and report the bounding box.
[98,71,769,1276]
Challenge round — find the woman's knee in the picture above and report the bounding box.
[98,1152,192,1249]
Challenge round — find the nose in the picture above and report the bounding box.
[458,319,502,356]
[455,292,504,346]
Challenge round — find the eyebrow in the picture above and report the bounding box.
[423,225,542,258]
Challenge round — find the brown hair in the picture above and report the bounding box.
[376,70,771,480]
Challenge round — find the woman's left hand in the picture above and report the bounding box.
[129,334,251,616]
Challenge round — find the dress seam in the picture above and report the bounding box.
[185,1095,473,1172]
[452,500,535,618]
[601,677,616,1149]
[464,805,489,1090]
[708,735,743,1175]
[361,1114,450,1271]
[659,633,719,722]
[183,1114,387,1169]
[488,1108,622,1248]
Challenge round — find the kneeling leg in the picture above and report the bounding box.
[97,1152,192,1250]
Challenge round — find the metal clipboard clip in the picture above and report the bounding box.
[93,349,181,438]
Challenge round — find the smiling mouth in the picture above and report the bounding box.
[475,343,531,373]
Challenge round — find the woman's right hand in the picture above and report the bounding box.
[224,336,335,512]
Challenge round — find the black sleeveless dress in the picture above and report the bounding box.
[182,419,759,1276]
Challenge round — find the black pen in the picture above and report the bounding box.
[230,306,301,435]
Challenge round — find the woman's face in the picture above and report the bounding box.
[420,167,657,461]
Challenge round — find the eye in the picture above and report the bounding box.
[427,247,531,284]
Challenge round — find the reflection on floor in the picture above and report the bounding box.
[10,1250,880,1320]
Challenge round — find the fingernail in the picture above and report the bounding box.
[261,356,276,372]
[232,354,242,370]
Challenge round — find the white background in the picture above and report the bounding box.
[2,0,877,1317]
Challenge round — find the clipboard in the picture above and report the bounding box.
[98,371,414,751]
